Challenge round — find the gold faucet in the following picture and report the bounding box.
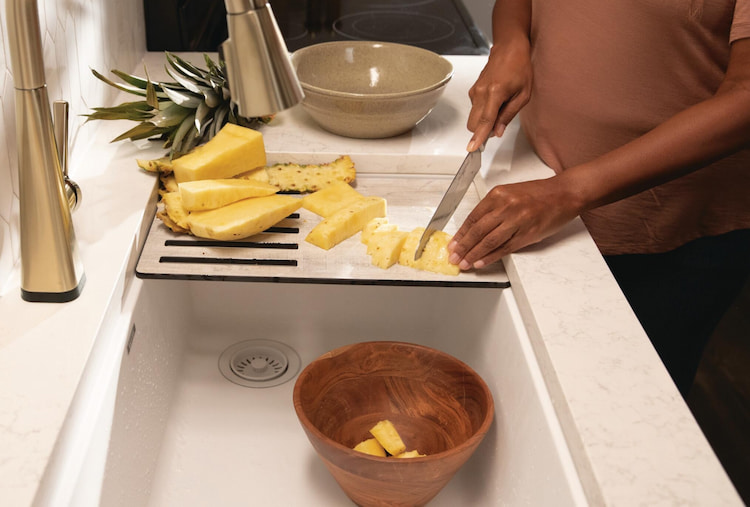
[6,0,85,302]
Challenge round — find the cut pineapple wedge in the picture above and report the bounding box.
[398,228,460,276]
[302,181,364,218]
[187,194,301,241]
[396,450,425,458]
[369,420,407,456]
[172,123,266,183]
[367,230,409,269]
[353,438,387,457]
[179,179,279,211]
[265,155,356,193]
[235,166,271,184]
[305,196,386,250]
[360,217,397,245]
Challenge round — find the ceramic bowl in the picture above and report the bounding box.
[291,41,453,138]
[292,341,494,507]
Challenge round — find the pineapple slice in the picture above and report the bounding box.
[235,166,271,184]
[398,228,460,276]
[137,156,173,174]
[156,192,190,233]
[305,196,386,250]
[187,194,301,241]
[172,123,266,183]
[396,450,425,458]
[369,420,406,456]
[179,179,278,211]
[353,438,387,457]
[159,173,179,194]
[367,230,409,269]
[265,155,356,193]
[360,217,397,245]
[302,181,363,218]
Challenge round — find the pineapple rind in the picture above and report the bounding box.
[157,192,190,233]
[353,438,387,457]
[172,123,266,183]
[302,181,363,217]
[399,228,460,276]
[179,178,278,211]
[369,420,407,456]
[305,196,386,250]
[235,166,271,184]
[187,194,301,241]
[265,155,356,193]
[137,156,173,174]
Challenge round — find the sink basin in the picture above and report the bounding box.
[46,276,587,506]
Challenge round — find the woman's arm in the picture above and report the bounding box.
[450,38,750,270]
[466,0,533,152]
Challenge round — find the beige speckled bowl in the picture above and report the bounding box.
[291,41,453,139]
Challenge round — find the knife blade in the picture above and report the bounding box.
[414,142,485,261]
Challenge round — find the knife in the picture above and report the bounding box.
[414,142,485,260]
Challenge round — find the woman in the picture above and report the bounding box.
[448,0,750,396]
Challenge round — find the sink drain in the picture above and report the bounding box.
[219,340,301,388]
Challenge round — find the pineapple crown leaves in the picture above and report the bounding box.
[86,52,272,158]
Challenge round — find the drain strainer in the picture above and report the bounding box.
[219,340,301,388]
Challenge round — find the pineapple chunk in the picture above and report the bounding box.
[235,166,271,184]
[360,217,397,245]
[179,179,278,211]
[305,196,386,250]
[172,123,266,183]
[396,450,425,458]
[302,181,363,218]
[156,192,190,233]
[398,228,460,276]
[369,420,406,456]
[265,155,356,192]
[187,194,301,241]
[137,156,173,174]
[353,438,387,457]
[367,230,409,269]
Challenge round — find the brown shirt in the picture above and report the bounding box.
[520,0,750,255]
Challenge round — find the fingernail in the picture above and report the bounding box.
[466,139,477,152]
[449,253,461,264]
[495,124,506,138]
[447,240,456,252]
[459,259,472,270]
[473,260,486,269]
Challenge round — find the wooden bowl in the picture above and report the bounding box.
[293,341,494,506]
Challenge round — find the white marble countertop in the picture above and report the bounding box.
[0,53,740,506]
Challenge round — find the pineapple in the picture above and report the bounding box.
[302,181,363,217]
[157,192,190,233]
[305,196,386,250]
[178,179,278,211]
[360,217,396,244]
[266,155,356,193]
[172,123,266,183]
[235,166,271,184]
[366,230,409,269]
[88,52,272,158]
[159,173,179,194]
[137,156,173,174]
[369,420,407,456]
[186,194,301,241]
[399,228,460,276]
[353,438,387,457]
[396,450,425,458]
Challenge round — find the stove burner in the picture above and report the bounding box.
[333,11,455,46]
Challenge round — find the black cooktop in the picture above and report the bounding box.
[145,0,489,55]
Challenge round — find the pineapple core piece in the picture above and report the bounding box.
[353,438,387,457]
[367,230,409,269]
[305,196,386,250]
[172,123,266,183]
[187,194,301,241]
[178,179,278,211]
[399,228,460,276]
[369,420,407,456]
[302,181,363,218]
[265,155,356,193]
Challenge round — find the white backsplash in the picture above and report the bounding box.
[0,0,146,290]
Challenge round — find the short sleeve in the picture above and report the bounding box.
[730,0,750,42]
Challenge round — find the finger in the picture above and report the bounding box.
[459,222,517,268]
